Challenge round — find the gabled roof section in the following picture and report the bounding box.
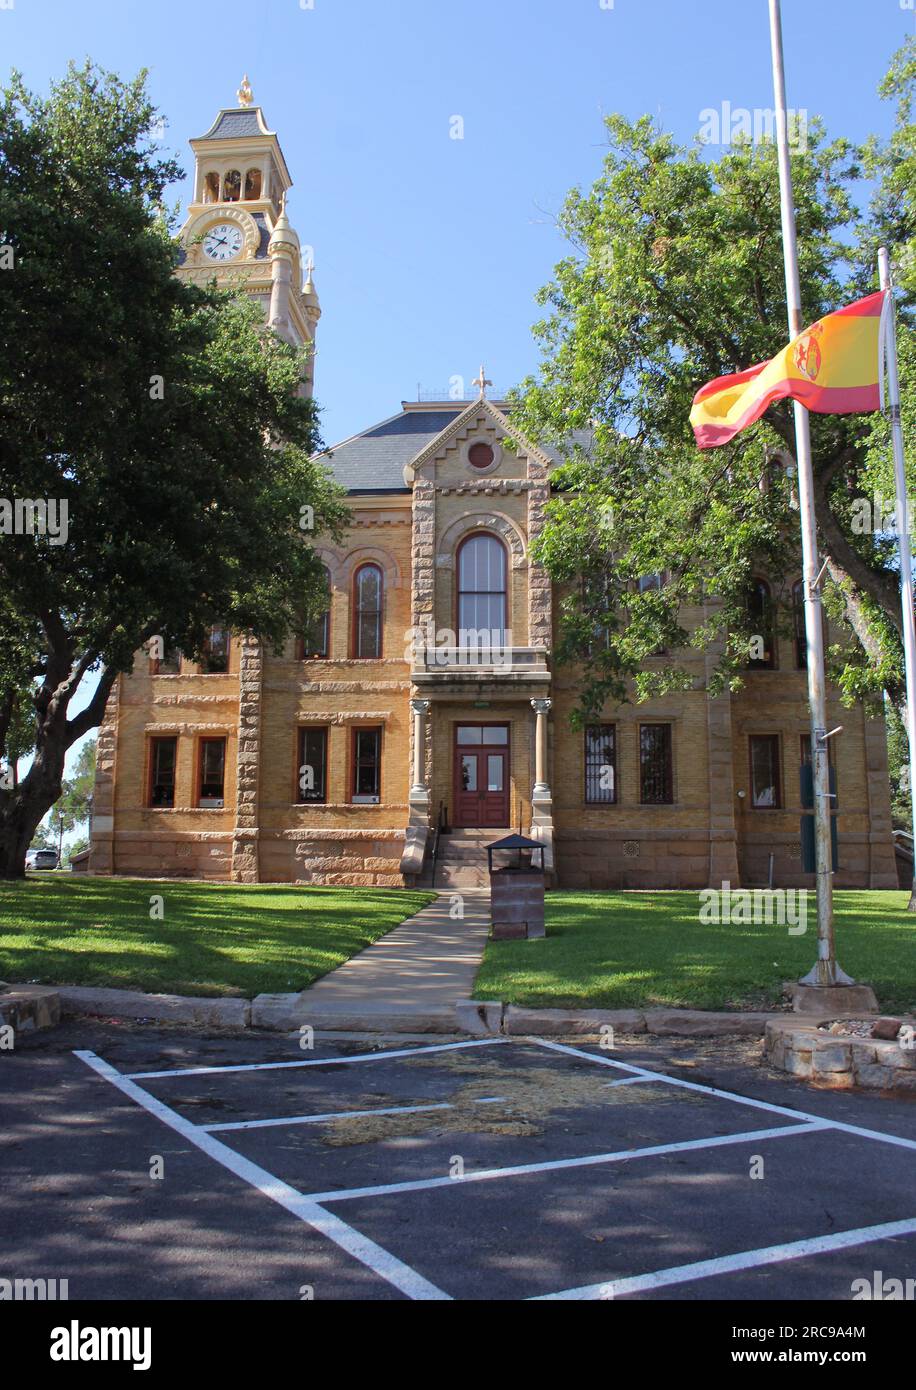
[314,400,595,496]
[403,396,553,484]
[316,408,463,493]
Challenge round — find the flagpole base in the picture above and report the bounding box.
[800,960,855,988]
[787,981,879,1015]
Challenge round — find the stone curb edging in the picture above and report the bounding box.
[58,986,250,1029]
[456,1001,778,1038]
[0,985,60,1033]
[765,1017,916,1092]
[52,985,782,1038]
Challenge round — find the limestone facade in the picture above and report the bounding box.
[88,93,897,891]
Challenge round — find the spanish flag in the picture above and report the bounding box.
[690,290,890,448]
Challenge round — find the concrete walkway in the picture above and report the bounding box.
[297,890,491,1029]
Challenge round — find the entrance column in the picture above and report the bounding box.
[401,698,432,879]
[531,698,551,797]
[530,698,555,873]
[410,698,431,798]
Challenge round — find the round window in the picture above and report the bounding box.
[468,442,495,470]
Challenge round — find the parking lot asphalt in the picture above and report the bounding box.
[3,1019,916,1302]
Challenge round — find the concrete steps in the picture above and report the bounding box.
[428,830,511,889]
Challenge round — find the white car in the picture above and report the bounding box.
[26,848,59,870]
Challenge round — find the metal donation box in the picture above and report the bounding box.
[486,833,546,940]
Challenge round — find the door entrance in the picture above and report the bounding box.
[453,724,510,828]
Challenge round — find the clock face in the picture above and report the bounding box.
[202,223,245,262]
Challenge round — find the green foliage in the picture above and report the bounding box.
[0,63,346,870]
[475,890,916,1013]
[0,878,436,996]
[511,57,916,720]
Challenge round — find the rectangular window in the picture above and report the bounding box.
[201,627,229,673]
[585,724,617,804]
[352,727,381,803]
[749,734,782,808]
[148,737,177,808]
[198,738,226,806]
[639,723,673,804]
[297,727,328,804]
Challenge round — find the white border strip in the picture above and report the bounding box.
[532,1215,916,1299]
[74,1049,450,1301]
[203,1101,454,1133]
[530,1037,916,1153]
[303,1122,825,1204]
[125,1036,506,1080]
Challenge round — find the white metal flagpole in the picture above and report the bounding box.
[879,246,916,909]
[768,0,850,985]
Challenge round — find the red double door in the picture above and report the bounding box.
[453,725,510,828]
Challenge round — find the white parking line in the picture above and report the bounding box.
[125,1036,507,1080]
[202,1094,511,1133]
[74,1049,450,1301]
[203,1101,454,1132]
[302,1121,827,1204]
[531,1216,916,1299]
[530,1037,916,1153]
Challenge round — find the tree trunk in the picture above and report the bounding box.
[0,737,67,880]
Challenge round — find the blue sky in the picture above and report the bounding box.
[6,0,914,450]
[5,0,914,792]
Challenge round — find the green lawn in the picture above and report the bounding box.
[474,890,916,1014]
[0,876,435,998]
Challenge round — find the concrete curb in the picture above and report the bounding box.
[458,1002,779,1038]
[44,984,785,1038]
[58,986,250,1029]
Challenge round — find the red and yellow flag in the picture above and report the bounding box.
[690,290,889,448]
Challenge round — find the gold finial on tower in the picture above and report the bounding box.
[237,74,253,107]
[472,364,492,399]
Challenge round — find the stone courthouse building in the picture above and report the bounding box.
[89,88,898,891]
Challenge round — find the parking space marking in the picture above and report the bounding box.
[301,1121,827,1204]
[203,1095,509,1133]
[74,1049,451,1301]
[531,1037,916,1153]
[125,1036,507,1080]
[531,1215,916,1300]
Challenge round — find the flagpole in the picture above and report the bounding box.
[768,0,850,985]
[879,246,916,910]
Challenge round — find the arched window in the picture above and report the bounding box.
[297,567,331,659]
[457,533,507,646]
[223,169,241,202]
[244,168,262,200]
[746,578,775,669]
[203,171,220,203]
[352,563,383,658]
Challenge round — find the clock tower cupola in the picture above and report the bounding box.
[177,78,320,389]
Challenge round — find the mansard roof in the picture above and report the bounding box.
[196,107,271,140]
[317,402,593,495]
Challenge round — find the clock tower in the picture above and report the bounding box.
[177,77,320,394]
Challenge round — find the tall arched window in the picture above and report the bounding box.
[457,533,507,646]
[244,168,262,200]
[223,169,241,202]
[746,577,775,669]
[353,563,383,658]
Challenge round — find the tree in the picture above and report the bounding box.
[511,64,914,723]
[0,64,346,878]
[57,739,96,833]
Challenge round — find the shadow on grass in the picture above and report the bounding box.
[0,877,434,997]
[474,889,916,1013]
